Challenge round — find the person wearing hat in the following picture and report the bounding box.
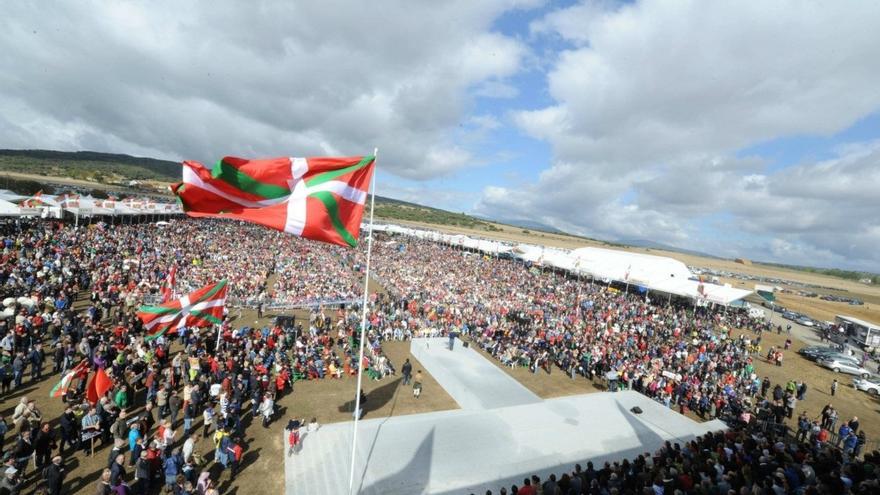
[42,455,64,495]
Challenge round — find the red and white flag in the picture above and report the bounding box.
[160,266,176,303]
[137,280,228,340]
[49,359,90,398]
[171,155,375,247]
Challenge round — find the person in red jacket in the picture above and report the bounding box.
[287,422,301,456]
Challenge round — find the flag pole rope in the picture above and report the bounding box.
[349,148,378,495]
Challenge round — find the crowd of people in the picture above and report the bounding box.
[367,236,780,422]
[473,420,880,494]
[0,218,394,494]
[0,217,874,494]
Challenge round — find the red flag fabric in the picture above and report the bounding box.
[161,265,176,303]
[137,280,227,341]
[49,360,90,398]
[171,155,375,247]
[86,367,113,405]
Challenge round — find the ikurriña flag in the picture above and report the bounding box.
[137,279,228,341]
[49,359,90,398]
[161,265,176,303]
[171,155,375,247]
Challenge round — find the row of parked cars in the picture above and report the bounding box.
[780,309,827,328]
[798,345,880,395]
[820,294,864,305]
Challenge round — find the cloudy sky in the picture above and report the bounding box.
[2,0,879,271]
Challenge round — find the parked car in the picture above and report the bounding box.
[798,346,845,361]
[853,374,880,396]
[796,316,815,327]
[799,345,828,357]
[818,356,872,377]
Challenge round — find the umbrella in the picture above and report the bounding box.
[2,298,14,307]
[17,297,35,307]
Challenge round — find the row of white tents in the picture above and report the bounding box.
[372,223,753,306]
[0,190,182,219]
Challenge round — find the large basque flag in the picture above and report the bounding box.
[137,280,228,340]
[171,155,375,247]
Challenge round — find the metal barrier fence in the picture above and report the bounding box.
[748,418,880,456]
[141,294,358,311]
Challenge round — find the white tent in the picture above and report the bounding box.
[0,199,21,217]
[0,190,27,202]
[569,246,693,287]
[372,223,753,306]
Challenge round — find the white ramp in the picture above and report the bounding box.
[285,391,727,495]
[409,337,540,410]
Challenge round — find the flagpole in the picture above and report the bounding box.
[349,148,378,495]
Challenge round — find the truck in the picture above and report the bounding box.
[836,315,880,350]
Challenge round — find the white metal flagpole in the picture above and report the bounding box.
[348,148,378,495]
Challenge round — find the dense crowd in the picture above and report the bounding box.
[0,217,872,494]
[368,236,780,421]
[473,421,880,495]
[271,243,361,306]
[0,218,392,495]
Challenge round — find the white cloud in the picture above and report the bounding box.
[478,0,880,271]
[0,0,531,179]
[473,80,520,99]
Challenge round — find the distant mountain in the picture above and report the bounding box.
[616,239,722,259]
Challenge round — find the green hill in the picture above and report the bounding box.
[0,149,179,182]
[372,196,501,231]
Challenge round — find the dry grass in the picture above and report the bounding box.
[467,339,606,398]
[747,329,880,440]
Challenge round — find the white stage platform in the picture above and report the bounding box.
[410,337,540,410]
[285,338,727,495]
